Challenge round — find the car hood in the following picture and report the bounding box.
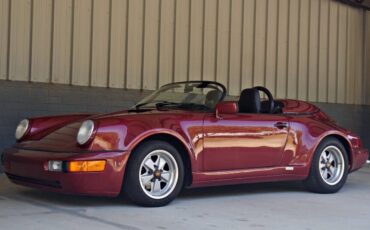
[16,122,83,152]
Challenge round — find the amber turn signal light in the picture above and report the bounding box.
[67,160,106,172]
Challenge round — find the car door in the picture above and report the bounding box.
[202,113,289,171]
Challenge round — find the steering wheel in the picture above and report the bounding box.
[254,86,275,114]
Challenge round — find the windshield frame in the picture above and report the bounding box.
[132,81,227,111]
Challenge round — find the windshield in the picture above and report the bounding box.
[133,81,226,111]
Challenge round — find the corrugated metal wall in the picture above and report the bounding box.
[0,0,368,104]
[366,11,370,105]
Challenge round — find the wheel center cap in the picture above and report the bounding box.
[154,170,161,178]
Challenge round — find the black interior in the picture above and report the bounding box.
[238,86,283,114]
[238,88,261,113]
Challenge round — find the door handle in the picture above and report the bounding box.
[274,122,288,129]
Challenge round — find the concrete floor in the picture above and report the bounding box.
[0,166,370,230]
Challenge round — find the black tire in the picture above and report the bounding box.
[123,140,184,207]
[304,137,349,194]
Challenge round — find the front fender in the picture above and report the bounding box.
[89,117,203,172]
[125,128,194,155]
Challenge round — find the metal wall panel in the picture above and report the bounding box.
[265,0,278,98]
[318,0,330,102]
[202,0,217,82]
[366,11,370,105]
[327,2,339,103]
[142,0,159,90]
[0,0,9,80]
[228,0,243,96]
[308,0,320,102]
[0,0,369,105]
[31,0,52,83]
[353,8,364,105]
[337,4,348,104]
[173,0,190,83]
[158,0,175,86]
[215,0,230,89]
[109,0,127,89]
[9,0,31,81]
[254,0,268,89]
[276,0,289,99]
[51,0,72,84]
[297,0,310,101]
[90,0,110,87]
[126,0,144,89]
[241,0,255,90]
[287,0,299,99]
[188,0,204,81]
[346,7,355,104]
[71,0,92,86]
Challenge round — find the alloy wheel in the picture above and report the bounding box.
[139,149,179,199]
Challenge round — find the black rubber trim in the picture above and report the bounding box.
[6,173,62,188]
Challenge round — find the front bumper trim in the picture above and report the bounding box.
[6,173,62,188]
[2,147,129,197]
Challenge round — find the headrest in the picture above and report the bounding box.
[238,88,261,113]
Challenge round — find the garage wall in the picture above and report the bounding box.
[0,0,368,104]
[366,11,370,105]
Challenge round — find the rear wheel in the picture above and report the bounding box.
[304,138,349,193]
[123,140,184,207]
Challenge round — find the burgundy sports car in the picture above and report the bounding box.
[1,81,368,207]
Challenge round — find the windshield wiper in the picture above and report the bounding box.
[177,103,210,111]
[132,102,151,110]
[157,102,210,111]
[155,101,181,108]
[131,100,177,110]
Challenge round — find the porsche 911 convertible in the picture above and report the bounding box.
[1,81,368,206]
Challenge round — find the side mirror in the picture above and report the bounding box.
[215,101,238,119]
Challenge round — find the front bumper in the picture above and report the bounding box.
[1,148,129,197]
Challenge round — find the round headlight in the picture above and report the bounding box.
[77,120,95,145]
[15,119,30,140]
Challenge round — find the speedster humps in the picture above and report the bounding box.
[1,81,368,206]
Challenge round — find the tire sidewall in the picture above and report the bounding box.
[310,138,349,193]
[124,140,184,207]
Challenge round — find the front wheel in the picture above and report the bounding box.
[123,140,184,207]
[304,138,349,193]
